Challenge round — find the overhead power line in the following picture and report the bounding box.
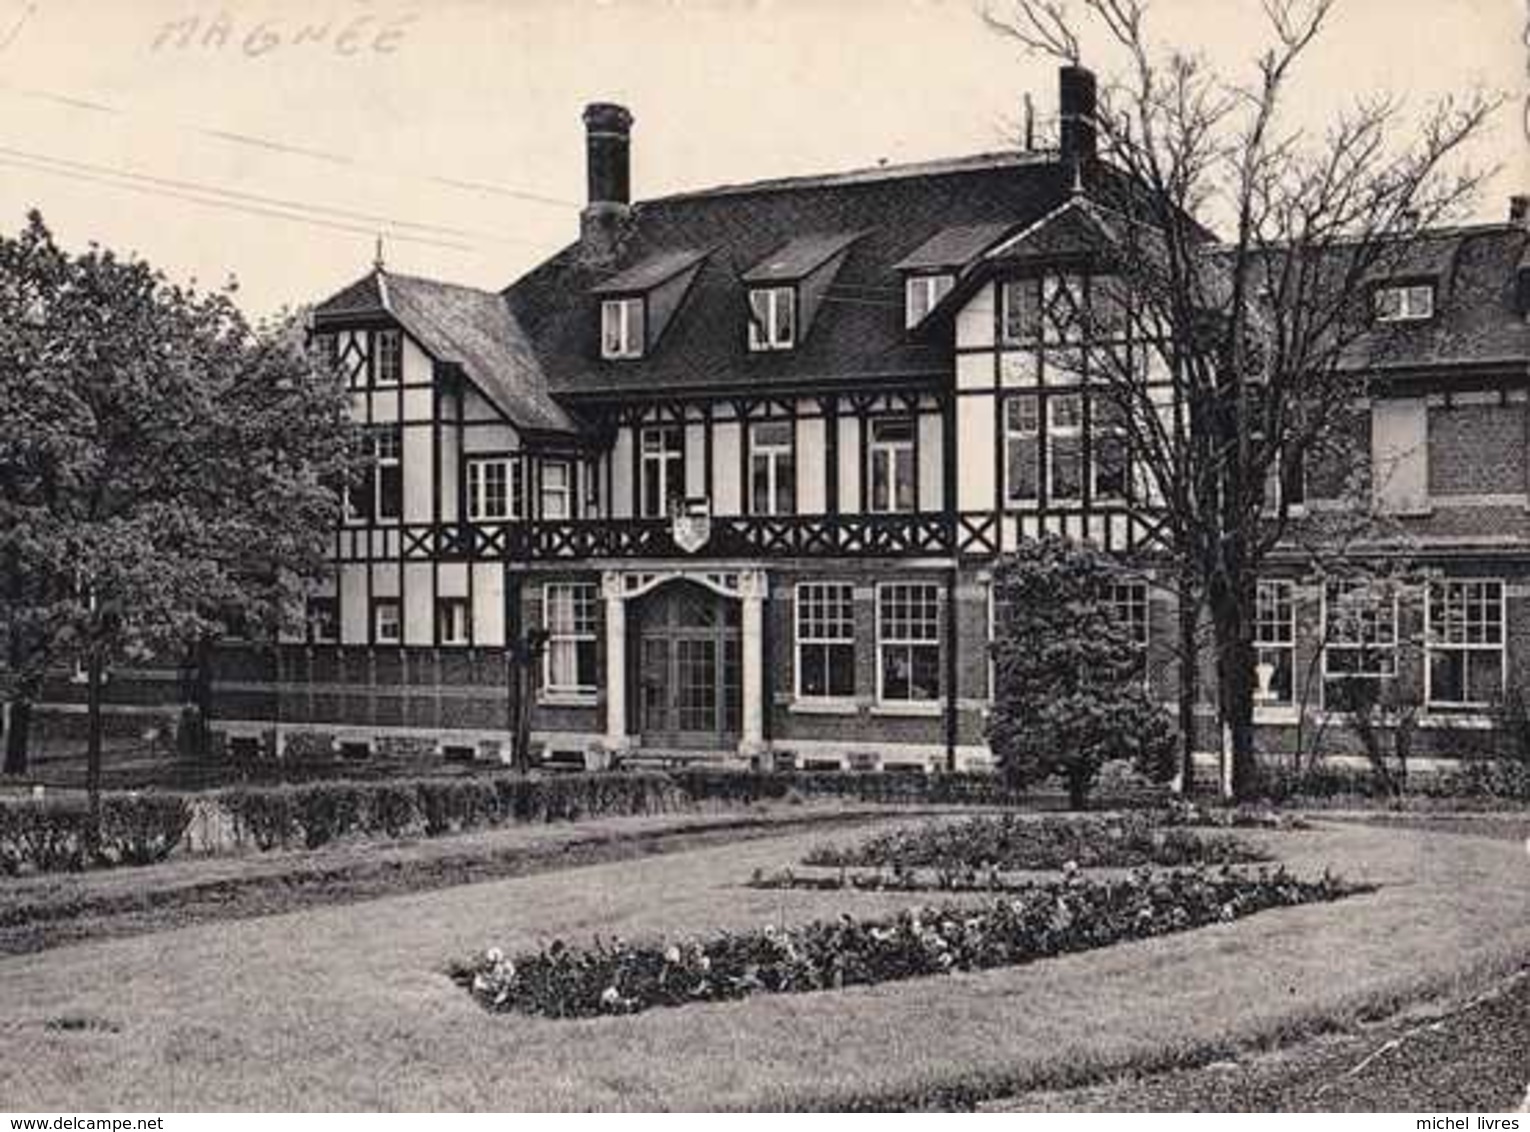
[0,152,478,253]
[0,80,581,211]
[0,144,562,250]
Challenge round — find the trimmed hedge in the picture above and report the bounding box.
[1254,759,1530,805]
[0,794,193,875]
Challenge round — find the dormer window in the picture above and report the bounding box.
[1373,283,1434,323]
[601,297,645,359]
[905,274,954,328]
[748,286,796,351]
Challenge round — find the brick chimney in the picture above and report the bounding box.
[1509,194,1529,226]
[581,102,633,266]
[1058,65,1097,189]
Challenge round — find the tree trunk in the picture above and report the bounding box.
[1067,769,1089,811]
[85,652,104,851]
[1177,582,1199,794]
[3,695,31,776]
[1210,590,1259,801]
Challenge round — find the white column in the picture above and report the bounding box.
[738,570,767,758]
[602,571,629,751]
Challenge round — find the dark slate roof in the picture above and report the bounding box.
[893,221,1019,271]
[503,151,1080,396]
[313,270,576,434]
[742,231,865,283]
[1344,223,1530,373]
[590,247,710,295]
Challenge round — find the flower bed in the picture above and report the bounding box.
[455,865,1360,1019]
[802,812,1270,872]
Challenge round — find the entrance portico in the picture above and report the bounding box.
[601,567,768,759]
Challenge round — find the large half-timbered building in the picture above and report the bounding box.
[38,65,1530,771]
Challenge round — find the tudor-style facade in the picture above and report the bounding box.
[34,66,1530,772]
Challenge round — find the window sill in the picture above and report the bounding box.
[539,692,598,709]
[789,698,861,716]
[870,700,943,718]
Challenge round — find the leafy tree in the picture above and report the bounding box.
[988,535,1175,808]
[0,212,352,814]
[984,0,1497,797]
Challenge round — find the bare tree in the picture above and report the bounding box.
[983,0,1499,797]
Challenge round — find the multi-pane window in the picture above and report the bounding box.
[1041,273,1085,343]
[869,417,916,513]
[1109,582,1149,648]
[1254,580,1296,705]
[1427,580,1504,707]
[1048,394,1083,502]
[544,583,598,696]
[306,597,338,644]
[749,420,795,515]
[540,460,572,520]
[748,286,795,351]
[1109,581,1149,680]
[1373,283,1434,323]
[347,426,402,524]
[373,599,402,645]
[1323,579,1397,710]
[877,583,941,703]
[796,582,856,699]
[601,297,645,359]
[639,425,685,518]
[1004,395,1040,504]
[435,598,469,646]
[466,457,519,521]
[1000,278,1040,344]
[905,273,954,328]
[1093,396,1130,500]
[375,328,403,385]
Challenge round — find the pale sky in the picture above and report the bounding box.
[0,0,1522,317]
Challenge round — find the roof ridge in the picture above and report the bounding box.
[644,148,1059,204]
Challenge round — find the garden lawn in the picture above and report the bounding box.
[0,817,1526,1110]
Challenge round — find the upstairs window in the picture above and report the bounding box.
[601,297,645,359]
[346,425,402,525]
[749,420,795,516]
[1047,394,1083,503]
[1373,283,1434,323]
[869,417,916,513]
[639,425,685,518]
[1004,395,1041,504]
[1001,278,1041,345]
[375,329,403,385]
[905,274,954,328]
[467,457,520,521]
[540,460,572,520]
[748,286,796,351]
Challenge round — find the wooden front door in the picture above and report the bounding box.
[637,582,741,749]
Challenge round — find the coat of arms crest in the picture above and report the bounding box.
[671,498,712,554]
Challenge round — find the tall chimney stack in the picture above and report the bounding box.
[581,102,633,266]
[1509,194,1529,226]
[1057,65,1097,188]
